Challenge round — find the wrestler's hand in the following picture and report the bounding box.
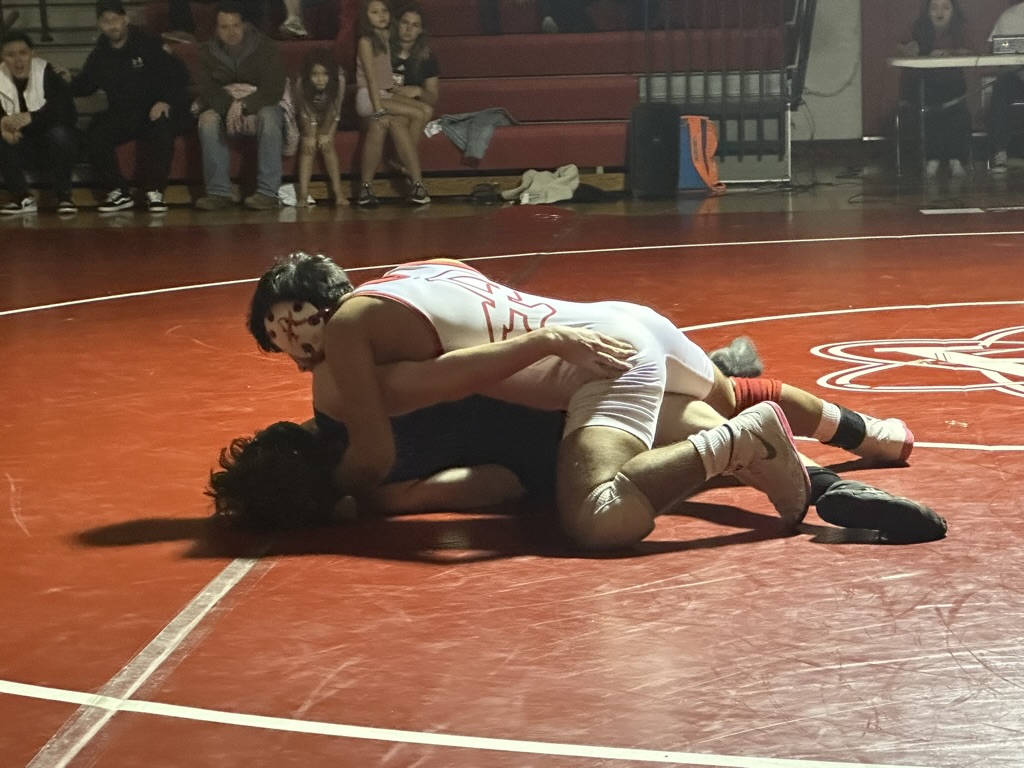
[540,325,635,376]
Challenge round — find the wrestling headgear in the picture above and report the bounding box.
[264,301,333,367]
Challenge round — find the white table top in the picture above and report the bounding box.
[890,54,1024,68]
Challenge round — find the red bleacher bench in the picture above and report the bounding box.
[118,0,797,187]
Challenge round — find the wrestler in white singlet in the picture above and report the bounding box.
[351,259,715,448]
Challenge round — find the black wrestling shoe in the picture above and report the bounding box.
[709,336,764,378]
[815,479,947,543]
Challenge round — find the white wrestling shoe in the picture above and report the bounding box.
[725,402,811,527]
[853,416,914,464]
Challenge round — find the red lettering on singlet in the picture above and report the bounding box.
[424,268,558,342]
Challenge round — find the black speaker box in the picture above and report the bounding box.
[627,102,681,199]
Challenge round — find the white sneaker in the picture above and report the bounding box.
[541,15,559,33]
[925,159,940,177]
[1,196,37,215]
[949,159,966,178]
[725,402,810,526]
[279,15,309,38]
[990,150,1008,174]
[852,416,914,464]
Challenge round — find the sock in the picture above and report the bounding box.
[687,424,735,479]
[812,400,841,442]
[824,406,867,451]
[807,466,842,505]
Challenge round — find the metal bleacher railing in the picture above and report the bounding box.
[638,0,816,174]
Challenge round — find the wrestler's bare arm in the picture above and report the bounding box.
[369,465,526,513]
[323,302,396,501]
[378,326,635,415]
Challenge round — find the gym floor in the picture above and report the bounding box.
[2,148,1023,767]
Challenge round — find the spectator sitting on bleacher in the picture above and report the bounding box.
[354,0,430,206]
[987,1,1024,173]
[0,31,78,216]
[390,3,437,163]
[194,1,285,210]
[71,0,190,214]
[292,47,346,205]
[163,0,263,43]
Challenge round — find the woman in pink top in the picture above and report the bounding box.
[354,0,432,206]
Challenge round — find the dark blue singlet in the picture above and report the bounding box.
[314,396,565,495]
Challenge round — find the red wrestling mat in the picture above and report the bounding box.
[1,209,1022,767]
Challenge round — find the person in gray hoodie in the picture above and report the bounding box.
[194,0,284,211]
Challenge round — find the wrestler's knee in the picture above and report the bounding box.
[560,472,656,551]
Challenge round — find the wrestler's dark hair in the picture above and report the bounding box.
[248,252,354,352]
[206,421,345,530]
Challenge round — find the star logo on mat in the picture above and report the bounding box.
[810,325,1024,398]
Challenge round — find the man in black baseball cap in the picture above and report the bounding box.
[69,0,190,212]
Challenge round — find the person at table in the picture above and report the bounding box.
[897,0,971,178]
[986,0,1024,173]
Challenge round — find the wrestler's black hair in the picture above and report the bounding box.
[206,421,345,530]
[248,252,354,352]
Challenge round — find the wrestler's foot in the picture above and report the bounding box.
[853,416,914,464]
[816,480,947,543]
[708,336,764,377]
[726,402,810,526]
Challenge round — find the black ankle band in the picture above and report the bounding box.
[807,466,842,505]
[825,407,866,450]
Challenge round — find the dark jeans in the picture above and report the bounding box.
[168,0,263,33]
[987,70,1024,155]
[903,70,971,162]
[924,104,971,162]
[85,110,181,193]
[0,123,78,199]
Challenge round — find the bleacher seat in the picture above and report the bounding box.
[117,0,812,188]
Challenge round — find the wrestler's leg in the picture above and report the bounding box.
[554,360,808,550]
[725,378,915,465]
[653,394,945,543]
[679,331,913,462]
[576,311,809,536]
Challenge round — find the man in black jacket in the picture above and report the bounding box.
[71,0,190,213]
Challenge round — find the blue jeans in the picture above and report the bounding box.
[198,105,283,198]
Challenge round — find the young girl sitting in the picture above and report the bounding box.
[897,0,972,178]
[354,0,432,206]
[292,48,347,207]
